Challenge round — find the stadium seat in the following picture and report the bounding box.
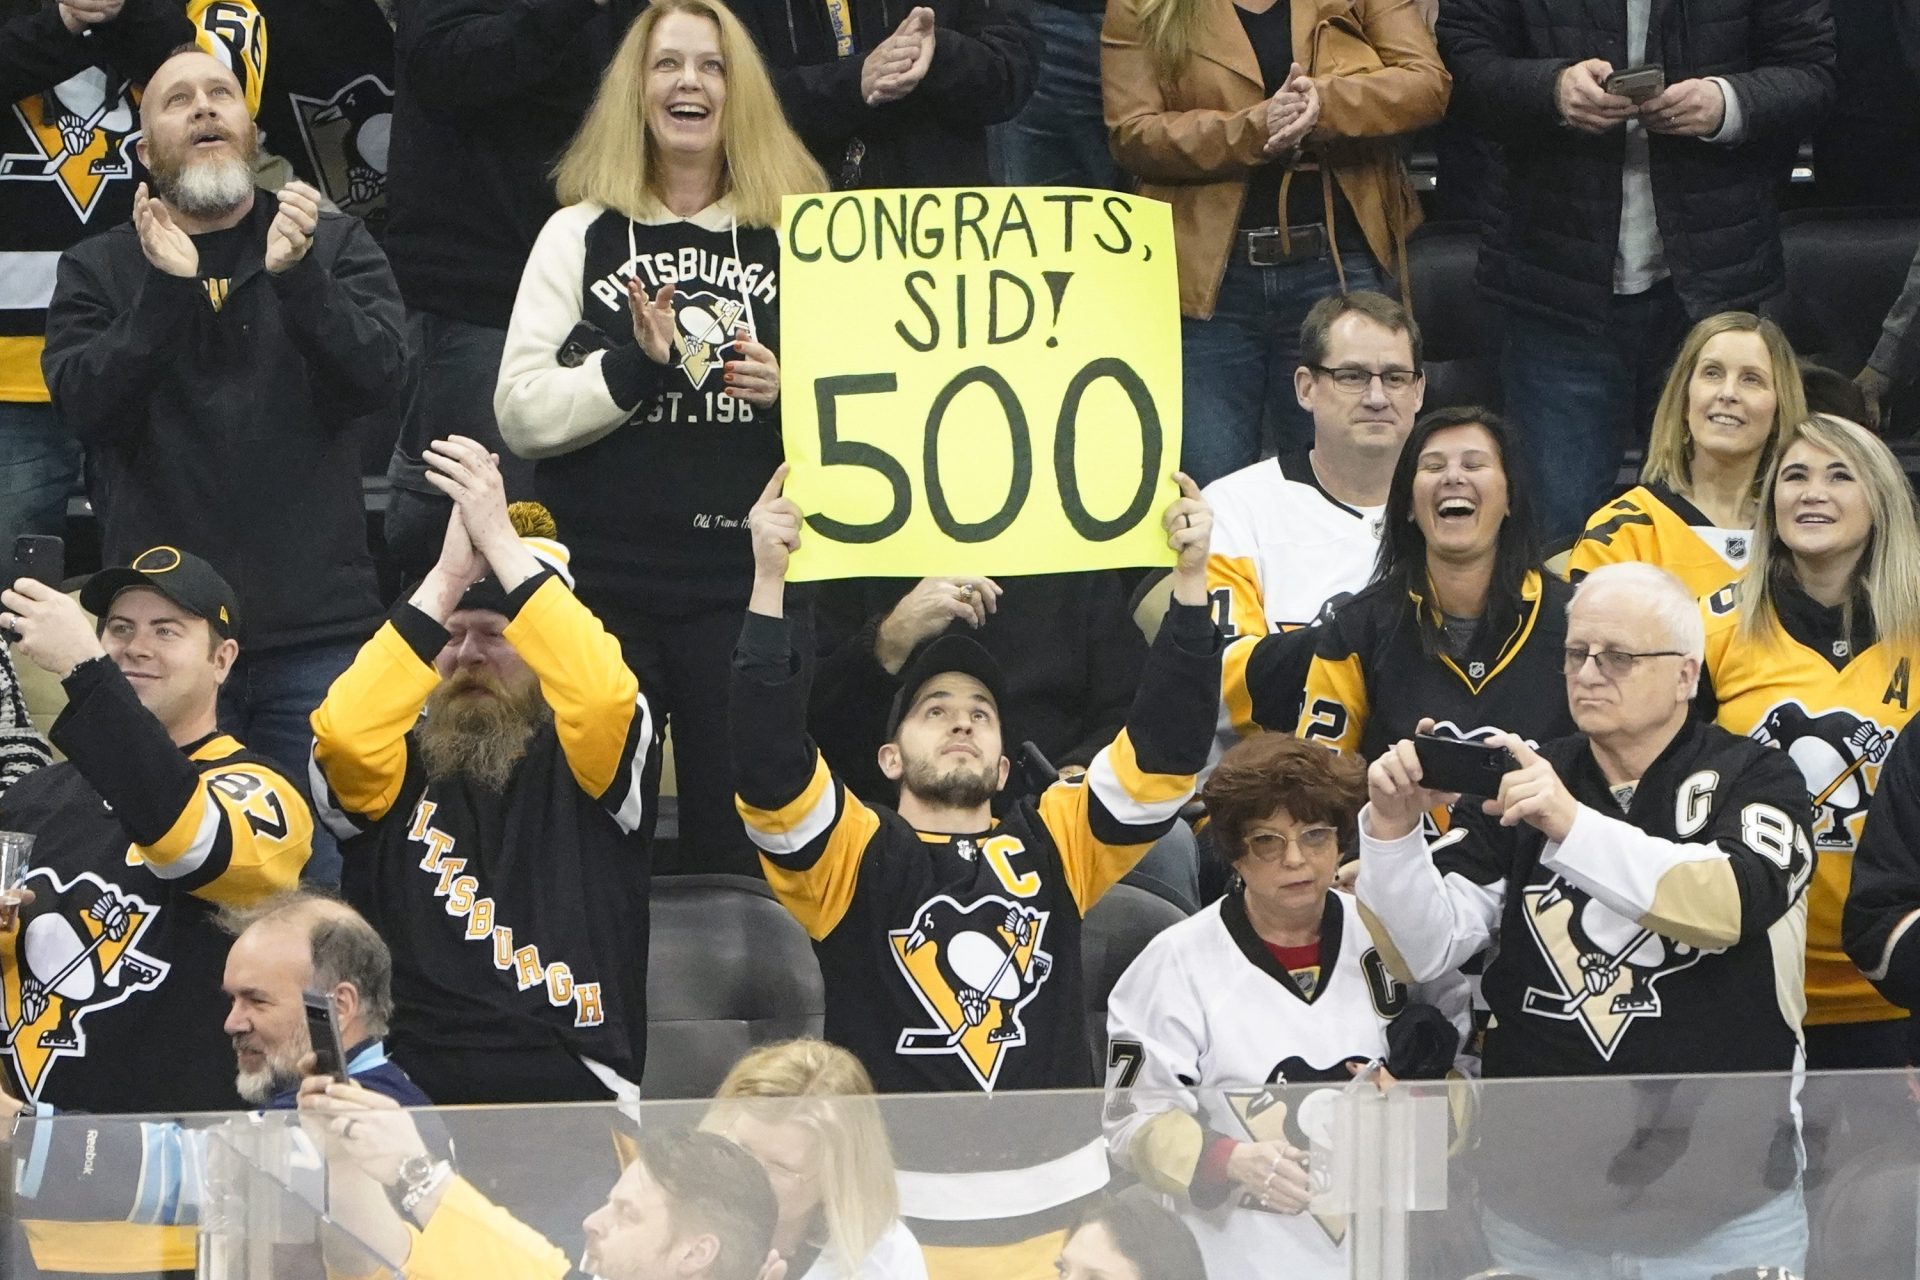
[1082,882,1192,1064]
[645,874,824,1098]
[1406,221,1504,415]
[1776,207,1920,437]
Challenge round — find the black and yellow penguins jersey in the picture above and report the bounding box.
[1567,484,1751,599]
[0,0,263,400]
[311,571,654,1086]
[731,601,1221,1247]
[1358,716,1812,1077]
[1360,720,1811,1255]
[1283,570,1576,761]
[1844,725,1920,1010]
[1702,580,1918,1026]
[0,655,310,1118]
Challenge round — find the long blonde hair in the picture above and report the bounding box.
[1136,0,1209,84]
[1642,312,1805,497]
[552,0,825,226]
[703,1040,899,1272]
[1736,414,1920,654]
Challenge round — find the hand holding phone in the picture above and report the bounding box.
[1603,65,1666,103]
[304,990,348,1081]
[1412,733,1520,798]
[2,537,63,644]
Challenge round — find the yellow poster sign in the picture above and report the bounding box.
[778,188,1182,581]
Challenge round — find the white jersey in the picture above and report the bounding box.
[1203,452,1384,641]
[1103,890,1440,1280]
[798,1221,928,1280]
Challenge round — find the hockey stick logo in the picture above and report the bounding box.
[888,893,1053,1091]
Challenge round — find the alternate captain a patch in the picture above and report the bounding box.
[890,894,1054,1091]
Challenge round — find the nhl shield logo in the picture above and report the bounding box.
[1468,661,1486,679]
[1726,535,1749,561]
[889,893,1054,1091]
[2,868,170,1102]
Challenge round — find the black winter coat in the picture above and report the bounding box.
[1438,0,1834,331]
[731,0,1037,188]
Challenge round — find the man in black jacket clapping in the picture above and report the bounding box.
[42,45,407,887]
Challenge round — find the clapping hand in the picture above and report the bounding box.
[628,281,678,365]
[862,7,935,105]
[1263,64,1320,157]
[133,183,197,277]
[265,181,322,274]
[726,329,780,406]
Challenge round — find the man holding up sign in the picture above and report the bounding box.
[731,464,1220,1277]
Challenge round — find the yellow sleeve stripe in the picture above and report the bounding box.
[1089,729,1195,824]
[502,577,646,803]
[25,1222,197,1274]
[401,1177,572,1280]
[1220,635,1258,738]
[1298,653,1367,754]
[1129,1110,1206,1200]
[739,756,838,850]
[761,800,880,941]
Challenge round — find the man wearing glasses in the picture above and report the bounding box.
[1202,292,1425,643]
[1356,561,1814,1275]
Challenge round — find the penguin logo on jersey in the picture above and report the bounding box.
[1222,1085,1347,1241]
[889,894,1053,1090]
[289,74,393,220]
[0,869,169,1103]
[1751,701,1894,848]
[670,291,747,389]
[1519,878,1706,1058]
[0,68,139,220]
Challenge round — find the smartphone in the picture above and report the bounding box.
[303,989,348,1081]
[2,536,63,643]
[1604,65,1666,102]
[1413,733,1519,797]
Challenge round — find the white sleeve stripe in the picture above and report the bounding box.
[609,696,654,835]
[142,787,222,881]
[1541,804,1727,924]
[1866,909,1920,982]
[744,779,840,858]
[1088,751,1190,827]
[308,748,363,842]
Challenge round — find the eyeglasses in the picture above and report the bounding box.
[1242,826,1340,862]
[1308,365,1423,394]
[1562,646,1688,678]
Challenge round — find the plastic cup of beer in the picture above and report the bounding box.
[0,830,30,919]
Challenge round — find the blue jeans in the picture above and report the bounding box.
[0,401,81,547]
[1482,1189,1809,1280]
[218,638,363,888]
[991,3,1121,189]
[384,311,523,579]
[1499,285,1689,544]
[1180,249,1387,488]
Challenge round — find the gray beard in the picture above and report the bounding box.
[159,155,253,219]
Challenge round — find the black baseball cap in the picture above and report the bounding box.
[885,634,1007,738]
[80,546,240,638]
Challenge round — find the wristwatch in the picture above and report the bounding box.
[394,1154,451,1218]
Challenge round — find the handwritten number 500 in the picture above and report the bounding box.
[805,359,1162,546]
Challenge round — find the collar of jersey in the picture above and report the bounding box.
[1407,570,1544,695]
[185,732,245,762]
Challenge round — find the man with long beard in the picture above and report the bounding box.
[310,435,654,1110]
[43,45,408,889]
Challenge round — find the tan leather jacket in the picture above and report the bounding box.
[1102,0,1449,318]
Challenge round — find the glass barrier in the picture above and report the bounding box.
[10,1069,1918,1280]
